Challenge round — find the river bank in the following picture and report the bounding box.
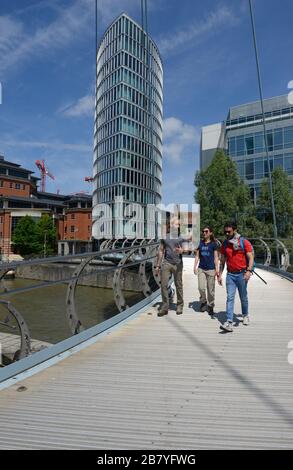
[15,260,142,292]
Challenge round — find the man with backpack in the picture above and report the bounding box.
[217,221,254,332]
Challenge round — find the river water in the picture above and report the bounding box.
[0,278,144,344]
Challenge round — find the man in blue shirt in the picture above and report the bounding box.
[194,226,219,316]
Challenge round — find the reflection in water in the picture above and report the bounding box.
[0,278,143,344]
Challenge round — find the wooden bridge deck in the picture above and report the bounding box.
[0,258,293,450]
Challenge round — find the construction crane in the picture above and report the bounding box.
[35,160,55,193]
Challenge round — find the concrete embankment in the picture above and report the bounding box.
[15,261,142,292]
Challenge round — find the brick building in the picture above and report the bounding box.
[0,155,92,260]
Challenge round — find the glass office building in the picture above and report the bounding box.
[93,13,163,238]
[200,95,293,202]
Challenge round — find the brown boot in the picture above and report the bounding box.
[158,310,168,317]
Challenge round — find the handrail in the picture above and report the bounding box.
[249,238,291,271]
[218,237,292,272]
[0,253,156,298]
[0,241,159,271]
[0,241,161,378]
[256,264,293,283]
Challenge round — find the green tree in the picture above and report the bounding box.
[194,150,269,238]
[12,214,57,257]
[257,167,293,237]
[35,214,57,256]
[12,215,38,256]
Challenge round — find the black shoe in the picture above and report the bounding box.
[208,306,214,316]
[200,302,207,312]
[158,310,168,317]
[176,309,183,315]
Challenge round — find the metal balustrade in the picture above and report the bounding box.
[0,241,161,382]
[0,237,292,384]
[216,237,292,272]
[248,238,292,271]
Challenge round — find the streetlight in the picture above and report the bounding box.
[74,227,78,255]
[43,230,47,258]
[249,0,280,267]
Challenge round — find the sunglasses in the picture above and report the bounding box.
[224,230,233,235]
[202,230,209,233]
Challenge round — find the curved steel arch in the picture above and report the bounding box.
[65,254,100,335]
[149,240,161,288]
[66,244,160,330]
[0,271,10,293]
[112,243,158,312]
[0,300,31,360]
[122,238,130,248]
[112,247,138,312]
[99,240,109,251]
[113,238,124,249]
[106,239,115,250]
[100,239,115,262]
[275,239,290,271]
[131,238,139,247]
[137,240,155,299]
[259,238,271,266]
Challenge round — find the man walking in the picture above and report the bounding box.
[155,217,187,316]
[218,221,254,332]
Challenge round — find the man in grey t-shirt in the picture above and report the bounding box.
[155,217,187,316]
[162,236,185,265]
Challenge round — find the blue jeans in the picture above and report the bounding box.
[226,272,249,322]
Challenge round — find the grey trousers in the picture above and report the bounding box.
[198,268,216,307]
[160,261,184,312]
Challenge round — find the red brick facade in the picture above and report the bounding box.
[63,210,92,241]
[0,156,92,259]
[0,177,32,198]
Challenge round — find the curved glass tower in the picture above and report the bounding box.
[93,13,163,239]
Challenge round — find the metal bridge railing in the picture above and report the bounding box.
[248,238,292,272]
[0,240,161,384]
[216,238,292,272]
[0,237,291,384]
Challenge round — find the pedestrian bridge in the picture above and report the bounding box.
[0,251,293,450]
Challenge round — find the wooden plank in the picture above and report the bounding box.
[0,258,292,449]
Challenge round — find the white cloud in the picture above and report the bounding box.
[1,140,92,152]
[163,117,199,164]
[59,94,94,118]
[0,0,95,74]
[0,16,24,57]
[0,0,147,75]
[157,5,238,56]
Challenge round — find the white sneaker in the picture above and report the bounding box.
[220,321,233,332]
[243,316,250,326]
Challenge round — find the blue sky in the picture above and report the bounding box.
[0,0,293,204]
